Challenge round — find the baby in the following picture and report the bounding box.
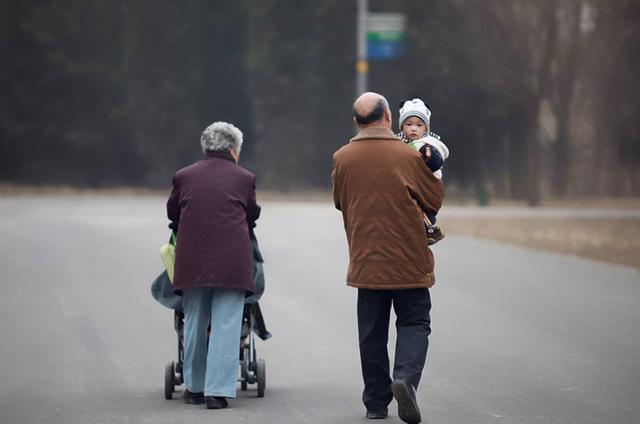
[397,98,450,245]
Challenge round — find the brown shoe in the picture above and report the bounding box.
[183,389,205,404]
[426,225,445,245]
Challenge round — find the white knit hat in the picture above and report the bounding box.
[399,98,431,129]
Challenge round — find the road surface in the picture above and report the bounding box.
[1,196,638,424]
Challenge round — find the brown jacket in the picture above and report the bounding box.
[332,126,445,289]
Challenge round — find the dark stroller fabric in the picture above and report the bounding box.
[248,303,272,341]
[151,271,183,311]
[245,238,265,304]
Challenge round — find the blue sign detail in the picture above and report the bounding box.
[367,40,406,60]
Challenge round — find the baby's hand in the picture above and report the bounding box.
[419,144,432,158]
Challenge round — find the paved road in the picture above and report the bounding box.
[0,196,638,424]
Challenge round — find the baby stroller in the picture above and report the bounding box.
[151,236,271,399]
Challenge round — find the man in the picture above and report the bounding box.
[167,121,260,410]
[331,93,444,423]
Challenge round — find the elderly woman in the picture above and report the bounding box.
[167,122,260,409]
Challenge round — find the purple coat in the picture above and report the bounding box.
[167,151,260,294]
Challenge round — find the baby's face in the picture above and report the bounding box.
[401,116,428,140]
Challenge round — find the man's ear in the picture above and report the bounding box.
[384,108,392,123]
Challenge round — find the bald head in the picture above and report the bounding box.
[353,92,392,128]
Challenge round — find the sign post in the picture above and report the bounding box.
[356,0,369,96]
[356,6,406,96]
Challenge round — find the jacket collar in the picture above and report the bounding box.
[350,126,397,142]
[203,150,236,163]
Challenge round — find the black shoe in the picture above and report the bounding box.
[366,409,388,419]
[182,389,205,404]
[426,225,444,246]
[206,396,229,409]
[391,380,421,424]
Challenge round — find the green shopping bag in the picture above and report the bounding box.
[160,233,176,282]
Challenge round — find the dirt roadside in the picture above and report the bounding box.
[441,216,640,269]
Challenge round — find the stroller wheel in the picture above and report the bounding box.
[256,359,266,398]
[175,362,184,386]
[164,361,175,399]
[240,349,249,391]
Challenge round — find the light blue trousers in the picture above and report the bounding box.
[182,287,245,397]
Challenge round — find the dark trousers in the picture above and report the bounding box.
[357,288,432,412]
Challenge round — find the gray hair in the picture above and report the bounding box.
[200,122,243,153]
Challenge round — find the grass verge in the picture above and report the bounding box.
[441,216,640,269]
